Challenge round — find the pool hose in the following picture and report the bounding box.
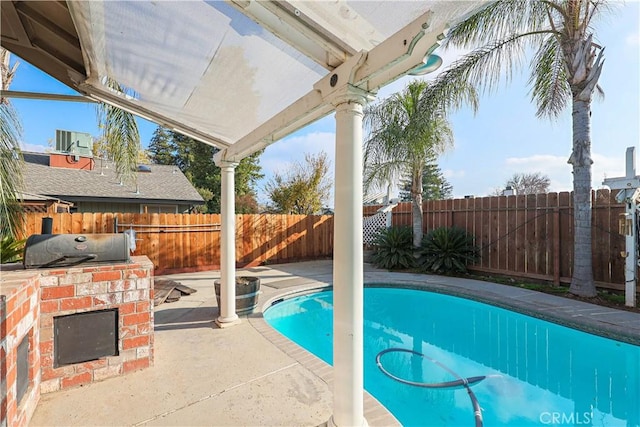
[376,348,484,427]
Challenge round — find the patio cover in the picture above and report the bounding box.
[1,0,483,160]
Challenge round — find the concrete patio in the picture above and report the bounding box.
[30,260,640,426]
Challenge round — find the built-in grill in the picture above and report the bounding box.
[23,233,130,268]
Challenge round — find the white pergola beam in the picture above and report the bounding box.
[215,89,331,163]
[230,0,352,69]
[355,13,446,91]
[216,9,443,164]
[0,90,96,103]
[286,1,382,56]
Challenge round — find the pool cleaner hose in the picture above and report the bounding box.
[376,348,484,427]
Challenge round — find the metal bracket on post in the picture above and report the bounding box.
[603,147,639,307]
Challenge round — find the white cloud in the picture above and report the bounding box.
[626,30,640,46]
[442,169,466,179]
[20,142,49,153]
[502,151,627,192]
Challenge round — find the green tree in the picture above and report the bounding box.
[147,127,175,165]
[234,151,264,214]
[0,47,24,238]
[440,0,609,297]
[96,78,140,186]
[364,80,477,247]
[399,161,453,202]
[266,152,332,214]
[148,126,263,213]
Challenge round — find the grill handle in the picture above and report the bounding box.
[39,254,98,268]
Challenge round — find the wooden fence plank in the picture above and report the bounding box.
[525,195,537,275]
[547,193,559,283]
[515,195,527,275]
[498,196,508,271]
[536,193,549,276]
[480,197,491,269]
[489,196,500,271]
[506,195,517,273]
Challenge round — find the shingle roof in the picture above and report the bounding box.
[22,152,204,204]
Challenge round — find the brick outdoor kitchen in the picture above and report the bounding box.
[1,256,154,427]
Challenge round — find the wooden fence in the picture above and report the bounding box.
[20,190,627,290]
[20,213,334,275]
[364,190,627,291]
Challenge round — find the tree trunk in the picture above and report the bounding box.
[568,98,597,297]
[411,170,424,247]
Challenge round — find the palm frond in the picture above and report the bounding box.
[96,77,140,186]
[425,30,551,111]
[594,84,605,101]
[0,101,24,237]
[363,79,463,196]
[529,35,571,118]
[1,48,24,238]
[445,0,551,49]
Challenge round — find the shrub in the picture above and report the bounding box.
[418,226,478,274]
[371,226,415,270]
[1,235,25,263]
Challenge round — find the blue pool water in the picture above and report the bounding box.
[264,288,640,426]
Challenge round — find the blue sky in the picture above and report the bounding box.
[9,2,640,203]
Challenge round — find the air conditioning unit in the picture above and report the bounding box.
[55,130,93,158]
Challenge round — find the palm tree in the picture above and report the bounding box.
[96,78,140,187]
[364,79,478,247]
[436,0,608,297]
[0,47,24,238]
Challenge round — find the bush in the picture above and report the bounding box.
[371,226,415,270]
[1,235,25,263]
[418,226,479,274]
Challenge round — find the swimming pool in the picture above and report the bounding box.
[264,287,640,426]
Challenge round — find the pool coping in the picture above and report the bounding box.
[248,268,640,424]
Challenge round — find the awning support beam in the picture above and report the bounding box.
[215,160,241,328]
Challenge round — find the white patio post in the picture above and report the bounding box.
[330,86,373,427]
[215,160,241,328]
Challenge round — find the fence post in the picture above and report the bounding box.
[553,208,560,286]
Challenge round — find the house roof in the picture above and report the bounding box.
[17,192,69,203]
[1,1,486,162]
[22,152,204,205]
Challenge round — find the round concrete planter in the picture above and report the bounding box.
[214,276,261,315]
